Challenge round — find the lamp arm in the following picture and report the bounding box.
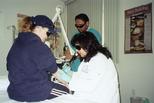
[52,6,75,55]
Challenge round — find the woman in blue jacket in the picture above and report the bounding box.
[6,15,69,102]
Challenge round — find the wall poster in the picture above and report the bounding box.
[124,3,152,54]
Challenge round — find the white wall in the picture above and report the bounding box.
[0,0,66,76]
[117,0,154,103]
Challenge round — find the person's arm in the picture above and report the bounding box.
[52,69,69,87]
[30,42,57,73]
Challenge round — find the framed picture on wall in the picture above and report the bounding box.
[124,3,152,54]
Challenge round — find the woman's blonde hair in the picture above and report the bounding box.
[18,16,33,32]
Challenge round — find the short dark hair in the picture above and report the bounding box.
[75,13,89,22]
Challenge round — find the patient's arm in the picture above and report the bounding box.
[52,69,69,87]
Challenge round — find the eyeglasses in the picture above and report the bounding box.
[75,45,81,50]
[75,24,85,28]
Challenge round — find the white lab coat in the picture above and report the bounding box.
[51,52,120,103]
[68,52,120,103]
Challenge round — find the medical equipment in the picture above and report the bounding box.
[52,6,75,56]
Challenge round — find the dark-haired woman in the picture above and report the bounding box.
[68,31,120,103]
